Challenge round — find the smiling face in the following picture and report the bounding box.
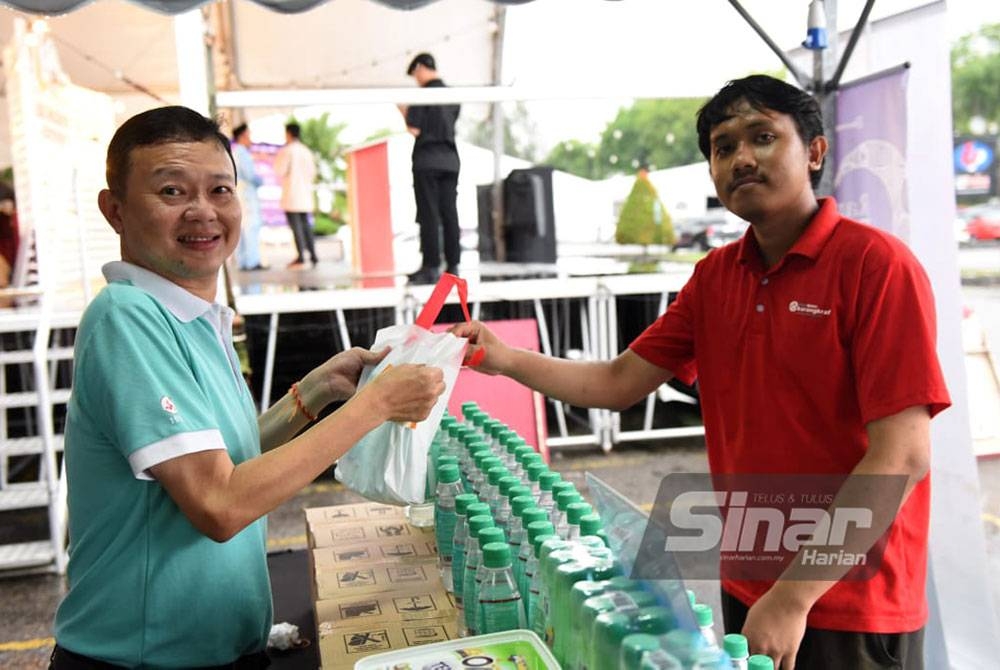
[98,140,240,301]
[707,99,826,226]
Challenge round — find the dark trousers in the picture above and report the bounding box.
[721,590,924,669]
[413,169,460,271]
[50,645,270,669]
[285,211,317,263]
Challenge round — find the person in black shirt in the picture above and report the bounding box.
[399,52,461,285]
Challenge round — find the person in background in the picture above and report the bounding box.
[232,123,267,271]
[51,106,445,669]
[399,52,461,284]
[273,122,318,269]
[0,180,18,289]
[452,75,949,670]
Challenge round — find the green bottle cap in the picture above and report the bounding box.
[723,633,749,659]
[692,602,714,627]
[505,435,527,453]
[482,418,501,435]
[455,493,479,516]
[437,455,459,469]
[520,507,549,527]
[486,465,509,486]
[579,513,603,537]
[566,501,593,525]
[498,475,521,496]
[446,421,462,438]
[519,451,544,468]
[471,410,488,426]
[556,490,583,511]
[551,480,576,499]
[480,456,503,472]
[440,415,457,428]
[481,541,513,568]
[467,514,494,536]
[437,463,460,484]
[686,589,696,607]
[525,461,548,483]
[510,496,536,517]
[538,472,562,491]
[748,655,775,670]
[477,526,505,546]
[525,520,555,545]
[513,445,536,463]
[620,633,662,666]
[507,485,532,502]
[460,400,478,413]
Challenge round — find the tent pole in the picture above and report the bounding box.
[490,5,507,262]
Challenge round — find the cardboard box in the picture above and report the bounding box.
[304,502,406,527]
[318,616,458,670]
[315,588,456,626]
[315,559,440,600]
[311,539,437,569]
[309,519,434,549]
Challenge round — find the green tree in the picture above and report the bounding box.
[615,170,675,250]
[465,101,540,162]
[952,23,1000,134]
[599,98,705,176]
[544,140,603,179]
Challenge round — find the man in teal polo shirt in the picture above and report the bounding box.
[52,106,446,669]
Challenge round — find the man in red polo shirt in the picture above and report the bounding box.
[452,74,949,669]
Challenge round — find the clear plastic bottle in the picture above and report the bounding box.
[693,603,719,650]
[511,506,547,591]
[459,400,479,424]
[519,451,544,481]
[579,512,610,547]
[461,514,495,636]
[747,656,775,670]
[502,434,526,474]
[433,463,465,590]
[591,606,675,670]
[450,493,480,615]
[472,526,506,636]
[620,633,663,670]
[640,649,684,670]
[483,464,510,515]
[473,455,503,499]
[564,501,594,540]
[477,541,527,634]
[463,442,491,494]
[536,471,562,513]
[552,489,584,537]
[661,628,709,667]
[579,590,657,670]
[723,633,749,670]
[493,475,522,532]
[566,578,644,670]
[533,537,575,640]
[693,648,734,670]
[522,520,556,624]
[523,460,548,496]
[549,481,578,523]
[551,553,619,664]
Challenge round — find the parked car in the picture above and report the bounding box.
[962,204,1000,242]
[673,209,749,252]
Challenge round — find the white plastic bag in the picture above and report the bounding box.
[335,274,470,505]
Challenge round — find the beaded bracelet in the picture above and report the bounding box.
[289,382,318,423]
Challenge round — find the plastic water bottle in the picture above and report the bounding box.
[580,590,657,670]
[494,475,522,531]
[693,603,719,650]
[459,400,479,423]
[462,514,495,636]
[579,512,610,547]
[591,606,675,670]
[463,441,491,494]
[433,463,465,590]
[522,520,556,624]
[537,471,562,512]
[483,464,510,515]
[511,506,547,590]
[533,537,573,638]
[551,552,620,664]
[694,648,734,669]
[748,655,775,670]
[723,633,749,670]
[565,501,594,540]
[450,493,480,614]
[477,541,527,633]
[549,480,577,521]
[620,633,663,670]
[640,649,684,670]
[518,448,544,474]
[472,526,506,636]
[661,628,709,667]
[502,434,526,474]
[552,488,584,537]
[523,460,548,496]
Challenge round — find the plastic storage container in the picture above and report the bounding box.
[353,630,558,670]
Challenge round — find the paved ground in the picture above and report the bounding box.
[1,237,997,668]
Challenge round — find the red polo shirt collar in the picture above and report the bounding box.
[737,197,841,273]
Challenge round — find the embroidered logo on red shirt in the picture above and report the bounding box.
[788,300,831,317]
[160,396,177,414]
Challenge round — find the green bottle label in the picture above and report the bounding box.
[479,594,523,634]
[434,509,456,561]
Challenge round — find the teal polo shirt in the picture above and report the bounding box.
[55,262,271,668]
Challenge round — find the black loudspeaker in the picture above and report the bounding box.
[476,184,497,262]
[503,166,556,263]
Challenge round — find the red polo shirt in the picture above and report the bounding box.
[630,198,950,633]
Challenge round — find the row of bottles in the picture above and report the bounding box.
[427,404,776,670]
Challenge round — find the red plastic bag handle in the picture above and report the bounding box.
[415,272,471,329]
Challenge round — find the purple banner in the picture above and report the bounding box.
[835,69,909,240]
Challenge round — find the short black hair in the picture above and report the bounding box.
[696,74,825,188]
[407,52,435,76]
[232,123,249,142]
[285,122,301,139]
[106,106,234,197]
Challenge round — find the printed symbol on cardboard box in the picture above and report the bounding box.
[339,599,382,619]
[326,508,355,520]
[367,505,397,516]
[376,523,407,537]
[445,591,457,609]
[380,544,416,558]
[344,630,390,654]
[337,569,376,588]
[332,526,366,541]
[394,594,436,613]
[426,541,439,555]
[402,624,450,646]
[387,565,426,583]
[336,548,372,562]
